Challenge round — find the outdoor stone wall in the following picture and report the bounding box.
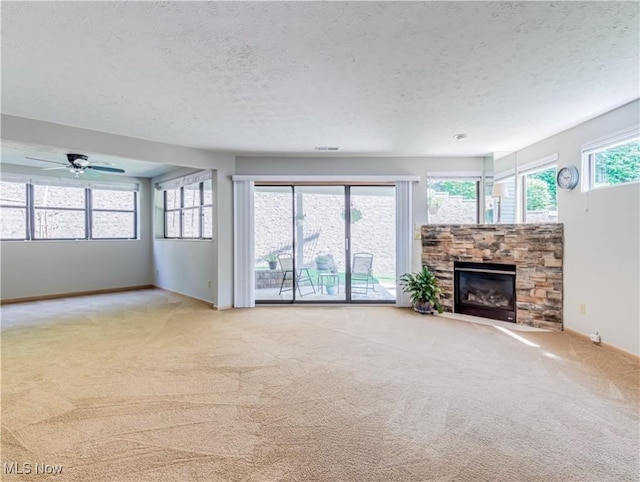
[256,269,290,289]
[422,224,563,330]
[428,193,478,224]
[526,210,558,223]
[255,191,396,277]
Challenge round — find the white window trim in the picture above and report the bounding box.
[582,125,639,153]
[156,170,212,191]
[517,159,558,224]
[582,125,640,192]
[0,173,138,191]
[494,169,516,182]
[517,154,558,176]
[162,179,212,240]
[425,171,482,179]
[426,175,482,225]
[0,179,139,241]
[232,174,420,182]
[231,177,417,308]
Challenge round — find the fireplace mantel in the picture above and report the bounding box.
[422,224,563,331]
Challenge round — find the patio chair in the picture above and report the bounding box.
[351,252,375,296]
[277,254,315,297]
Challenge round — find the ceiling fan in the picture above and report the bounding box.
[26,153,125,177]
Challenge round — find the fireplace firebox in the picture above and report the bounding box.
[454,261,516,322]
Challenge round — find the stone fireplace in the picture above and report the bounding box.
[422,224,563,330]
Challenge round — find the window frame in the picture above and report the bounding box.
[90,189,138,240]
[492,174,516,224]
[32,184,88,240]
[426,175,481,225]
[201,179,213,239]
[0,179,139,242]
[162,181,213,240]
[0,180,29,240]
[517,160,558,224]
[582,129,640,192]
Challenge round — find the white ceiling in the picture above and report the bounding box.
[1,1,639,162]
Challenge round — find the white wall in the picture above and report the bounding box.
[153,240,215,303]
[236,156,484,271]
[212,164,235,309]
[511,100,640,355]
[0,163,153,299]
[1,115,236,308]
[151,168,215,305]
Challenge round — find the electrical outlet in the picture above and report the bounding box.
[207,280,212,289]
[579,303,586,314]
[590,331,601,344]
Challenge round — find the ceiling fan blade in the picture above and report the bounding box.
[41,166,70,170]
[88,165,125,174]
[26,156,66,165]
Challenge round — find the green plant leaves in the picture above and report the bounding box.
[399,266,444,313]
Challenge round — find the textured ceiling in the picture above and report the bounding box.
[1,1,639,158]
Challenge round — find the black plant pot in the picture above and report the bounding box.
[268,261,278,270]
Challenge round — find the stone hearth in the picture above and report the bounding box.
[422,224,563,330]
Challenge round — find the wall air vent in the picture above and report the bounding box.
[314,146,339,151]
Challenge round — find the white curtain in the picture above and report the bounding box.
[395,181,413,307]
[233,180,255,308]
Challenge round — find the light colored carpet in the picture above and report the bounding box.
[1,289,638,481]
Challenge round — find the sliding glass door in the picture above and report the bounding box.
[254,186,294,301]
[349,186,396,302]
[254,184,395,304]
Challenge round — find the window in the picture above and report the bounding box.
[0,178,139,241]
[182,182,201,238]
[427,177,480,224]
[0,181,28,239]
[33,185,87,239]
[493,176,516,224]
[519,163,557,223]
[202,180,213,238]
[91,189,137,239]
[583,129,640,190]
[162,179,212,239]
[164,187,181,238]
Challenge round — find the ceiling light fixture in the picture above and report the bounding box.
[453,133,468,141]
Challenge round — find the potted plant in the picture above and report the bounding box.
[315,254,331,271]
[341,202,363,224]
[399,266,444,314]
[265,254,278,270]
[324,277,337,295]
[428,196,444,215]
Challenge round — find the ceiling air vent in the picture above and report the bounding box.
[315,146,339,151]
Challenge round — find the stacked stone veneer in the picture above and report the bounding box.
[256,269,291,289]
[422,224,563,330]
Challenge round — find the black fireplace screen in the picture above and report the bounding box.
[454,262,516,322]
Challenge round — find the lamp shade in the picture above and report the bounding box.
[492,182,509,198]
